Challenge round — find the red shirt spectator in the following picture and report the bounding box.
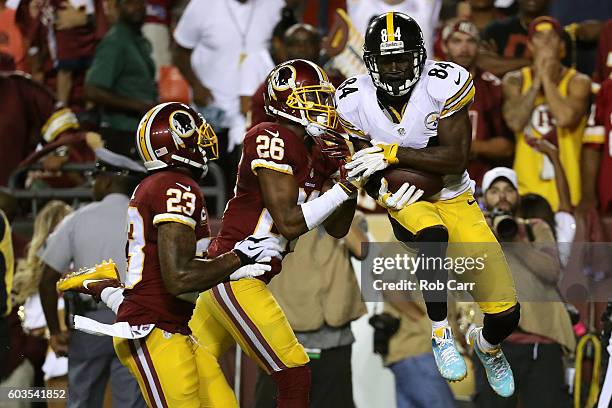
[0,2,28,72]
[592,79,612,211]
[469,70,514,185]
[0,71,80,186]
[593,19,612,83]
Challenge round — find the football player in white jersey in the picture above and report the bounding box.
[338,12,520,398]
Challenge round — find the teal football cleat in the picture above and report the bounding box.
[467,326,515,397]
[431,326,467,382]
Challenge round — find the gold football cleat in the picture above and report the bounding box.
[57,259,120,292]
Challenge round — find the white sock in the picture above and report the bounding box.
[478,330,497,352]
[101,287,124,314]
[431,318,449,335]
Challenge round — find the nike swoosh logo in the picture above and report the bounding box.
[467,199,476,205]
[265,129,280,138]
[454,73,461,86]
[83,279,105,289]
[175,182,191,191]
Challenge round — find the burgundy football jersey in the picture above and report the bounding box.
[208,122,339,283]
[594,79,612,211]
[468,70,514,186]
[116,169,210,334]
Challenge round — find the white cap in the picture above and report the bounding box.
[481,167,518,193]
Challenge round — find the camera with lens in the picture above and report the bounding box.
[369,313,400,356]
[602,301,612,348]
[489,208,519,241]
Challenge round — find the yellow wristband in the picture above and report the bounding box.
[377,143,399,164]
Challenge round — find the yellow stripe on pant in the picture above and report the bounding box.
[190,279,309,377]
[388,190,517,314]
[113,328,237,408]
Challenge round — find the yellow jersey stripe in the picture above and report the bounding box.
[443,81,475,113]
[583,126,605,144]
[338,116,366,136]
[441,84,475,117]
[388,106,402,123]
[251,159,294,175]
[444,73,473,108]
[386,12,395,41]
[152,213,196,229]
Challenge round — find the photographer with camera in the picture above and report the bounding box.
[374,239,458,408]
[476,167,576,408]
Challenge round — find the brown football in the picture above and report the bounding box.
[364,168,444,200]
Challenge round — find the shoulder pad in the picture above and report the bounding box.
[424,60,471,102]
[335,75,370,114]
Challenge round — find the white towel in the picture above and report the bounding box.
[74,315,154,339]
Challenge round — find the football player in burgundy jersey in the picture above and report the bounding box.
[62,61,413,407]
[187,59,366,408]
[58,102,283,407]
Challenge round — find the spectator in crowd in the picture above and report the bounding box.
[580,77,612,216]
[463,0,506,32]
[17,0,109,109]
[85,0,157,159]
[142,0,175,73]
[593,19,612,83]
[249,23,344,128]
[0,66,81,187]
[0,208,14,381]
[346,0,442,57]
[0,190,27,259]
[9,201,73,400]
[479,0,574,77]
[173,0,284,188]
[52,0,99,106]
[477,167,575,408]
[239,6,296,123]
[502,16,591,211]
[518,136,575,267]
[0,0,28,72]
[381,269,457,408]
[441,20,513,187]
[38,155,145,408]
[254,213,368,408]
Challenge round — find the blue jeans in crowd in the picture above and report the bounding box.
[390,352,456,408]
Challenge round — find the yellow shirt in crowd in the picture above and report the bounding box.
[513,67,586,210]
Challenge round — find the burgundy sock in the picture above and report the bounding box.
[270,365,311,408]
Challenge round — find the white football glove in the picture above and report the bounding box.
[377,178,424,210]
[230,258,272,280]
[345,143,399,180]
[232,235,283,266]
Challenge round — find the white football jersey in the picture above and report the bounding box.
[335,59,475,200]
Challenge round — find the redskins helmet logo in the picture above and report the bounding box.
[271,64,297,92]
[170,110,197,138]
[169,110,197,149]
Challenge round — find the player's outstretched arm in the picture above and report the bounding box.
[321,178,358,239]
[258,168,355,241]
[393,106,472,175]
[157,223,279,295]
